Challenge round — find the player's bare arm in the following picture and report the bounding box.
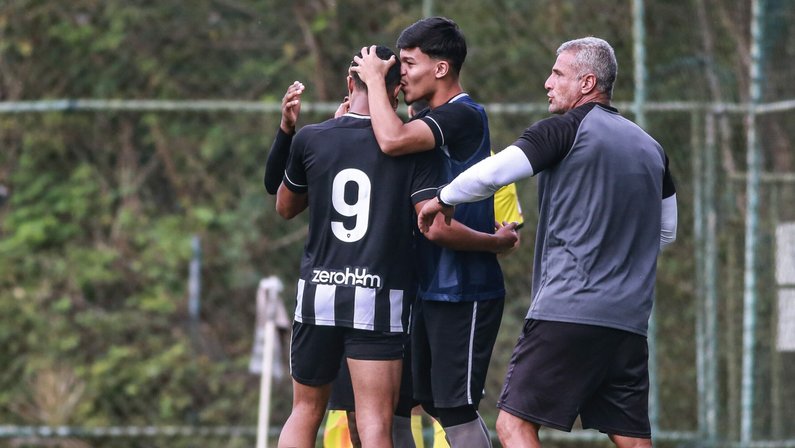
[418,197,452,233]
[351,45,435,156]
[417,202,517,254]
[427,216,518,254]
[276,182,308,219]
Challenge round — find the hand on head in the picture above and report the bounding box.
[350,45,396,85]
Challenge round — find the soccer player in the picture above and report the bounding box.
[274,46,441,448]
[352,17,516,447]
[417,37,678,448]
[264,81,423,448]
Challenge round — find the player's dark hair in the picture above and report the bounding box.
[397,16,467,76]
[350,45,402,92]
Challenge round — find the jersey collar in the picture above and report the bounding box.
[448,93,470,103]
[343,112,371,120]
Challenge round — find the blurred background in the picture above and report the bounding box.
[1,0,794,447]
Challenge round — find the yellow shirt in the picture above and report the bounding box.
[492,152,524,228]
[494,182,524,228]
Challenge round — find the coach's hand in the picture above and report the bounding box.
[418,198,454,233]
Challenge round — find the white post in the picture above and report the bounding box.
[256,276,284,448]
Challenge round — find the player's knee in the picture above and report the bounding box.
[292,399,327,421]
[354,417,392,441]
[496,411,531,440]
[436,405,478,427]
[495,415,509,440]
[608,434,652,448]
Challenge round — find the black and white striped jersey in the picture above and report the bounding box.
[283,112,440,332]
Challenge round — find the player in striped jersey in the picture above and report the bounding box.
[274,46,441,448]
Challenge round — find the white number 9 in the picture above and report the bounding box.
[331,168,371,242]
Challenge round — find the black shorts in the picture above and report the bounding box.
[498,319,651,438]
[327,345,416,413]
[412,298,504,408]
[290,321,406,386]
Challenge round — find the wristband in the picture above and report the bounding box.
[436,185,453,208]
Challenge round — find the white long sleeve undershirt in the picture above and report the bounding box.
[660,194,677,249]
[438,145,533,204]
[439,145,678,250]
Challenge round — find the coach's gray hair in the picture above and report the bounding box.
[557,37,617,99]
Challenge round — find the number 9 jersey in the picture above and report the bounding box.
[283,112,440,333]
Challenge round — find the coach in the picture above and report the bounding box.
[418,37,678,448]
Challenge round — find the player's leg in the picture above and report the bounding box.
[346,411,362,448]
[497,320,633,446]
[495,410,541,448]
[349,358,402,447]
[436,406,490,447]
[279,322,344,448]
[424,299,504,447]
[580,330,653,448]
[325,361,360,447]
[608,434,653,448]
[279,380,332,447]
[393,344,418,448]
[347,329,405,448]
[411,298,434,410]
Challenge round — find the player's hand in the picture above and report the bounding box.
[351,45,395,85]
[280,81,305,134]
[495,221,520,255]
[418,198,454,233]
[334,95,351,118]
[492,221,519,254]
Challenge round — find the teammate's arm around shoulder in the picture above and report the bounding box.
[351,46,436,156]
[377,119,437,156]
